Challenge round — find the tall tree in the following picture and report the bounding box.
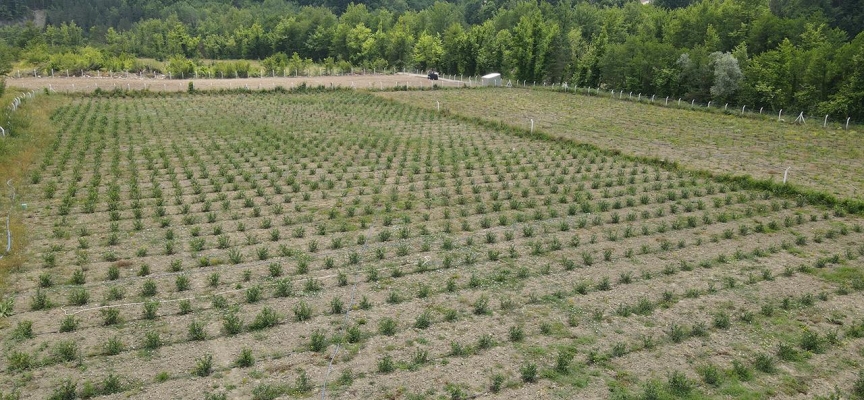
[440,23,472,74]
[386,18,414,69]
[507,10,559,82]
[708,51,743,102]
[0,38,14,75]
[413,31,443,70]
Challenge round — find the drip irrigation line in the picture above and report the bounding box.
[51,227,368,321]
[320,282,356,400]
[6,227,456,317]
[319,225,373,399]
[57,271,339,316]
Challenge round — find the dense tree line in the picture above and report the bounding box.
[1,0,863,119]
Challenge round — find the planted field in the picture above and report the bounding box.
[2,89,864,399]
[380,89,864,200]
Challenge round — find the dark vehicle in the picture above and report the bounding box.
[427,71,438,80]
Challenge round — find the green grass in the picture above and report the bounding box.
[816,266,864,286]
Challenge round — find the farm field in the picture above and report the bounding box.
[379,88,864,201]
[1,89,864,399]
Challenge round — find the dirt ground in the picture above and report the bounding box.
[5,73,468,93]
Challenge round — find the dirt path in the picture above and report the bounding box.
[5,73,467,93]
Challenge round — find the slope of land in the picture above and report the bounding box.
[379,88,864,201]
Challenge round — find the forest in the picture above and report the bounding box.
[1,0,863,119]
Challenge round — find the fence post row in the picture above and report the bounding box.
[538,82,854,129]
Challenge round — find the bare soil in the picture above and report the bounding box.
[6,73,465,93]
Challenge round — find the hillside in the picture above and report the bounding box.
[380,87,864,200]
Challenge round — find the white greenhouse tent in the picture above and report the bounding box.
[481,73,502,86]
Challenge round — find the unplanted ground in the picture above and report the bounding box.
[379,88,864,200]
[6,73,464,94]
[0,90,863,399]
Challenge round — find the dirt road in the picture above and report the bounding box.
[6,73,470,93]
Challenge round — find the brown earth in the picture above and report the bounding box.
[5,73,467,93]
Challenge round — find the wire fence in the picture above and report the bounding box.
[500,80,857,131]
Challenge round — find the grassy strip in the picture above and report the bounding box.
[374,88,864,216]
[0,89,63,292]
